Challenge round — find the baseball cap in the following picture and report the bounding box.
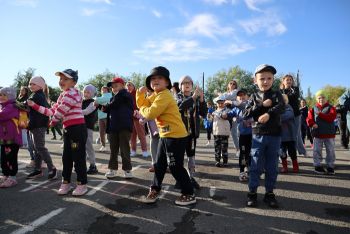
[55,69,78,82]
[254,64,277,76]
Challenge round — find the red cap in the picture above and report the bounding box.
[107,77,125,87]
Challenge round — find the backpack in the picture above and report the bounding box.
[12,101,29,129]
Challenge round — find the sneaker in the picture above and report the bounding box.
[205,141,210,146]
[222,161,228,167]
[144,189,159,204]
[124,171,133,179]
[60,143,64,148]
[72,184,88,196]
[314,166,326,174]
[326,167,335,175]
[263,192,279,208]
[99,146,106,152]
[48,168,57,180]
[148,166,155,172]
[215,162,221,167]
[0,176,8,184]
[51,137,56,140]
[105,169,117,179]
[142,151,149,158]
[57,182,72,195]
[130,151,136,157]
[87,164,98,174]
[239,172,248,182]
[175,194,196,206]
[246,192,258,207]
[27,170,43,179]
[0,177,17,188]
[26,160,35,168]
[191,178,200,189]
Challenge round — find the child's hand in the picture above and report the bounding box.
[262,99,272,107]
[138,86,148,94]
[312,124,318,129]
[221,113,228,119]
[27,100,34,107]
[258,113,270,123]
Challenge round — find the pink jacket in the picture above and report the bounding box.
[0,101,22,146]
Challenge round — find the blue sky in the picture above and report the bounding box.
[0,0,349,94]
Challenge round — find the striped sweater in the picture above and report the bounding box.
[31,88,85,128]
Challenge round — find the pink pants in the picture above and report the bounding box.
[130,119,147,152]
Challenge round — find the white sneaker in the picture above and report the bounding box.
[205,141,210,146]
[99,146,106,152]
[142,151,149,158]
[124,171,133,179]
[239,172,248,182]
[130,151,136,157]
[60,143,64,148]
[105,169,117,179]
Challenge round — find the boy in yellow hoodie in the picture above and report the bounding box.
[136,66,196,206]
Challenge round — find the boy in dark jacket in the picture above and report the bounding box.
[243,64,284,208]
[27,76,57,180]
[97,77,134,179]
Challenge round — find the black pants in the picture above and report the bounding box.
[62,124,87,184]
[1,144,19,176]
[280,141,297,161]
[339,119,349,148]
[185,135,196,158]
[152,137,194,195]
[239,134,252,172]
[214,135,229,163]
[108,130,132,171]
[206,128,212,141]
[51,125,62,138]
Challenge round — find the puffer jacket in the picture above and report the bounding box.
[0,100,22,145]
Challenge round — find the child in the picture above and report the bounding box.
[82,84,98,174]
[27,76,57,180]
[212,95,231,167]
[0,87,22,188]
[307,90,337,174]
[204,101,214,146]
[28,69,88,196]
[300,99,313,148]
[227,89,253,181]
[243,64,284,208]
[97,77,134,179]
[136,66,196,206]
[280,94,299,173]
[176,75,207,189]
[95,86,112,152]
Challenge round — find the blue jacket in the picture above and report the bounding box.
[227,102,252,136]
[280,104,296,142]
[338,89,350,132]
[103,89,133,134]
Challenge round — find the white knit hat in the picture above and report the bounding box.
[0,87,17,101]
[83,84,96,97]
[29,76,46,89]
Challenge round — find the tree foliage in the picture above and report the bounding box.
[79,70,116,95]
[13,67,36,90]
[125,72,147,88]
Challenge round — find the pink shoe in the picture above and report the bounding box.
[0,176,8,184]
[57,183,72,195]
[72,184,88,196]
[0,177,17,188]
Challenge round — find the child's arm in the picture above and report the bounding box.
[243,94,262,119]
[138,91,170,120]
[82,102,96,116]
[317,106,337,123]
[136,88,152,109]
[306,108,316,127]
[27,100,57,117]
[0,105,18,121]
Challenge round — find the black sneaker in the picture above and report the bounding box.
[314,166,326,174]
[87,164,98,174]
[222,160,228,167]
[174,181,181,190]
[246,192,257,207]
[191,177,200,190]
[326,167,335,175]
[215,162,221,167]
[263,192,279,208]
[48,168,57,180]
[27,170,43,179]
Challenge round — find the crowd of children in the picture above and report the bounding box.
[0,63,344,209]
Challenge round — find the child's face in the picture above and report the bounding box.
[101,87,108,93]
[29,82,41,92]
[255,71,274,92]
[59,75,76,91]
[283,76,293,88]
[237,93,247,102]
[111,83,124,94]
[217,101,225,108]
[207,102,212,108]
[84,90,92,99]
[316,95,326,106]
[0,93,8,103]
[180,79,193,93]
[150,75,169,92]
[20,87,27,96]
[126,83,135,92]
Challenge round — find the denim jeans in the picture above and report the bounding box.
[249,134,281,193]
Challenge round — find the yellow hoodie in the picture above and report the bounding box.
[136,89,187,138]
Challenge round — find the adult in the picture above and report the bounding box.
[280,75,307,156]
[300,99,313,147]
[95,86,112,152]
[224,80,240,156]
[126,81,149,157]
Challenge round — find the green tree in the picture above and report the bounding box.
[320,85,346,105]
[13,67,36,90]
[125,72,147,88]
[79,70,115,95]
[48,86,61,103]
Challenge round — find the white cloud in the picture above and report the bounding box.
[244,0,271,12]
[181,14,234,39]
[133,38,254,62]
[81,8,107,16]
[152,9,162,18]
[80,0,113,4]
[202,0,228,5]
[239,14,287,36]
[13,0,38,8]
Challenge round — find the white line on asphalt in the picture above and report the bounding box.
[10,208,65,234]
[86,180,110,196]
[209,186,216,197]
[132,165,142,171]
[20,180,50,192]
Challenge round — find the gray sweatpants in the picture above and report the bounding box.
[313,137,336,168]
[30,127,54,171]
[86,129,96,165]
